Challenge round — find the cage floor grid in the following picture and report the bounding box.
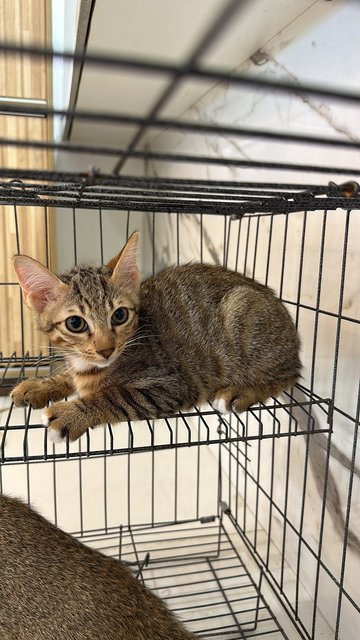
[0,355,331,464]
[75,518,286,639]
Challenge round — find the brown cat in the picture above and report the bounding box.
[11,232,301,442]
[0,494,195,639]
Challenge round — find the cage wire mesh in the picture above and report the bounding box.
[0,1,360,638]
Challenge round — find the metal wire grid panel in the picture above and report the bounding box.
[78,517,287,639]
[0,199,337,463]
[0,201,358,640]
[0,200,357,640]
[0,1,359,639]
[224,385,360,638]
[0,391,331,464]
[0,172,359,214]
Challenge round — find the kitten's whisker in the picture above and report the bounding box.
[35,352,64,359]
[125,336,150,345]
[122,336,152,352]
[125,333,154,345]
[24,351,64,361]
[124,340,148,349]
[17,353,63,360]
[130,326,153,337]
[22,343,64,351]
[32,357,65,367]
[47,363,70,376]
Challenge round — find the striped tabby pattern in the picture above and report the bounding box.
[11,232,301,442]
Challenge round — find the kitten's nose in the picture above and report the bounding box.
[97,348,114,360]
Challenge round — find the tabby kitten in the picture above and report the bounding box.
[0,494,195,640]
[11,232,301,442]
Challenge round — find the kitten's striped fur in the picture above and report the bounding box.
[12,232,301,442]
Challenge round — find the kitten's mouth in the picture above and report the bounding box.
[68,353,116,373]
[94,357,116,368]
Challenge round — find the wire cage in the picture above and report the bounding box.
[0,1,359,639]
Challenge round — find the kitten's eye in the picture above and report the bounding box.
[111,307,128,326]
[65,316,88,333]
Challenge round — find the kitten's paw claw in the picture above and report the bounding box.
[43,402,88,443]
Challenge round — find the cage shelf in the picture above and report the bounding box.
[0,354,331,465]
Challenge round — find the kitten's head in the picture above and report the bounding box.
[13,232,140,372]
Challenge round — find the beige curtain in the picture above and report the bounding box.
[0,0,53,356]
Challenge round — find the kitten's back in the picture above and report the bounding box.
[0,495,194,640]
[140,263,301,385]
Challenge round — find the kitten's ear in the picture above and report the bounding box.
[108,232,140,289]
[13,255,64,313]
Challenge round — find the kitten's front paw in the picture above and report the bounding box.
[42,401,89,443]
[11,379,52,409]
